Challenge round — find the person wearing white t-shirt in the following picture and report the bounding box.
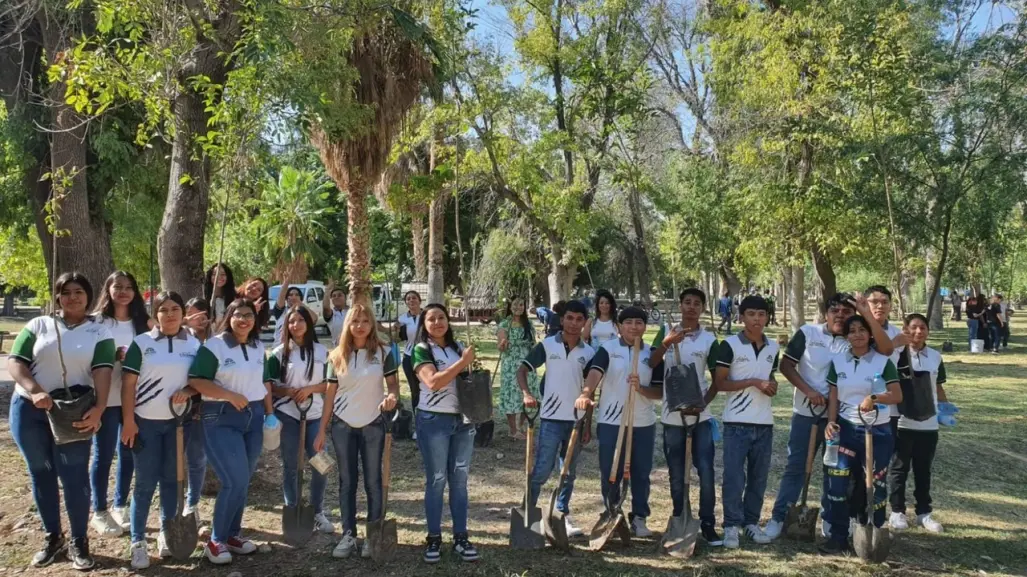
[820,315,902,555]
[90,270,154,536]
[266,307,334,536]
[888,314,948,534]
[8,272,115,570]
[119,291,201,569]
[315,303,400,559]
[394,290,423,413]
[202,263,237,326]
[271,279,319,346]
[865,286,904,436]
[582,289,619,350]
[321,282,349,347]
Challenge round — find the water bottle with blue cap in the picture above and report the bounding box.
[871,372,888,412]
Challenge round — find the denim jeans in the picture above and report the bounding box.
[989,324,1002,351]
[277,411,327,515]
[663,420,716,526]
[129,417,185,542]
[185,410,207,508]
[402,355,420,410]
[967,319,979,347]
[90,405,134,511]
[528,419,581,513]
[415,411,475,536]
[770,413,828,523]
[824,419,893,544]
[331,415,385,535]
[10,393,93,539]
[597,423,656,520]
[203,401,265,543]
[721,423,773,528]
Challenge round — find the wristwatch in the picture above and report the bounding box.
[870,394,878,402]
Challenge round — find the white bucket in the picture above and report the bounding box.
[970,339,984,353]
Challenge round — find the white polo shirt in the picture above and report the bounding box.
[398,311,421,356]
[716,332,780,425]
[827,349,899,427]
[783,323,851,417]
[411,340,465,414]
[188,332,268,402]
[653,324,719,426]
[522,332,595,422]
[878,322,903,418]
[897,345,947,431]
[122,328,201,420]
[96,317,139,408]
[267,342,329,421]
[10,316,116,399]
[327,346,399,428]
[589,338,663,428]
[325,308,348,347]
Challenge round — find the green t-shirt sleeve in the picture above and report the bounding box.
[652,325,666,347]
[522,342,547,371]
[91,338,116,369]
[706,340,719,375]
[9,326,36,364]
[411,342,433,371]
[649,347,665,387]
[265,354,281,383]
[827,362,838,386]
[383,348,399,376]
[716,342,734,367]
[783,330,806,362]
[122,342,143,375]
[882,359,899,384]
[937,360,947,385]
[587,346,610,375]
[326,360,339,383]
[771,351,780,375]
[189,345,220,380]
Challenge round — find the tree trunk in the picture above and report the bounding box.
[810,246,836,321]
[899,265,914,316]
[548,241,575,303]
[925,252,944,329]
[790,264,805,331]
[411,205,427,281]
[1,291,15,316]
[718,261,742,297]
[926,205,955,326]
[627,187,652,306]
[427,194,447,305]
[782,268,790,328]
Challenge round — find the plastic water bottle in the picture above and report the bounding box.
[710,417,722,443]
[871,373,888,412]
[823,437,840,468]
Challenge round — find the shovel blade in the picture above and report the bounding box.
[661,514,700,558]
[509,506,546,550]
[544,509,569,550]
[366,517,398,562]
[784,505,820,542]
[282,503,316,547]
[162,514,198,560]
[589,511,629,551]
[853,522,891,563]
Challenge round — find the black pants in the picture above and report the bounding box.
[1002,323,1010,347]
[402,354,420,410]
[888,428,939,515]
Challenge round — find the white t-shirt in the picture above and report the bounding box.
[96,318,138,408]
[327,346,399,428]
[325,308,348,347]
[521,333,595,422]
[716,333,780,425]
[267,342,328,421]
[122,328,201,420]
[658,325,718,426]
[897,346,947,431]
[188,333,268,402]
[411,341,464,414]
[827,349,899,427]
[590,339,663,428]
[10,316,115,399]
[783,323,851,417]
[398,311,421,356]
[879,322,903,418]
[590,318,619,350]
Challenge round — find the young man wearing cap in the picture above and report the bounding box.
[518,300,594,538]
[713,295,779,548]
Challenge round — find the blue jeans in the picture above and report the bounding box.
[202,401,265,543]
[663,420,716,526]
[989,324,1002,351]
[185,409,207,508]
[415,411,475,536]
[10,393,93,539]
[528,419,581,513]
[721,423,773,528]
[129,417,184,542]
[967,319,979,347]
[597,423,656,520]
[824,420,893,544]
[771,413,828,523]
[277,411,327,516]
[90,405,134,511]
[330,415,385,535]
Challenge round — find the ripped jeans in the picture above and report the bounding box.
[415,411,476,536]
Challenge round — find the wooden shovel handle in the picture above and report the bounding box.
[381,431,392,516]
[558,418,582,478]
[623,338,640,480]
[524,420,534,526]
[608,408,628,483]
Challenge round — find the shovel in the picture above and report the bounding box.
[163,398,199,560]
[589,339,639,551]
[543,409,584,551]
[510,405,546,549]
[785,403,827,541]
[853,407,891,562]
[366,410,399,562]
[282,397,316,546]
[662,413,701,558]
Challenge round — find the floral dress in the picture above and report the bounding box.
[498,318,540,415]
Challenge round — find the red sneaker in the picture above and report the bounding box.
[204,540,231,565]
[226,536,257,555]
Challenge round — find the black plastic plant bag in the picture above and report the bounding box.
[47,384,97,445]
[457,369,493,424]
[899,369,936,421]
[665,361,705,413]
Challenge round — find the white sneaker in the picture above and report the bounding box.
[361,538,371,559]
[412,431,417,441]
[564,515,584,538]
[763,519,784,541]
[917,513,944,533]
[724,526,740,549]
[314,512,336,534]
[332,533,358,559]
[111,506,131,531]
[130,541,150,570]
[890,512,909,531]
[745,524,771,544]
[157,531,171,558]
[631,516,652,537]
[91,511,123,536]
[821,519,832,538]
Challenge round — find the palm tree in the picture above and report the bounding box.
[252,166,335,282]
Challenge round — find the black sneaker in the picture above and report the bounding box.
[31,533,66,568]
[423,534,442,564]
[701,524,724,547]
[69,537,95,571]
[452,532,479,562]
[818,538,849,556]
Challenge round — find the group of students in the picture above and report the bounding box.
[963,293,1012,353]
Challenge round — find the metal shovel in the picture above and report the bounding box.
[785,404,826,541]
[662,413,701,558]
[853,408,891,562]
[366,410,399,561]
[282,398,316,546]
[510,406,546,549]
[543,410,584,551]
[163,398,199,560]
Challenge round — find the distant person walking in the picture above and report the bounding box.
[717,291,733,335]
[950,291,962,321]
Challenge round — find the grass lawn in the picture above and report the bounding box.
[0,315,1024,576]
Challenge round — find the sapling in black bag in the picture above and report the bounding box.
[664,338,706,413]
[897,346,937,422]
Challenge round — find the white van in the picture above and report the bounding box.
[265,281,329,336]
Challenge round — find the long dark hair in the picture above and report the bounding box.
[280,306,316,382]
[203,263,238,304]
[217,298,262,344]
[504,296,534,342]
[417,303,459,355]
[54,272,94,312]
[595,289,617,321]
[93,270,150,335]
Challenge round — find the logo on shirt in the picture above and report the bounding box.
[143,347,157,356]
[736,355,752,363]
[224,358,236,368]
[549,353,561,361]
[368,354,381,365]
[611,353,625,360]
[837,372,848,379]
[765,355,774,363]
[180,352,196,359]
[809,340,825,348]
[577,356,588,366]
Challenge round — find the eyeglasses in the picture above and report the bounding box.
[232,313,256,320]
